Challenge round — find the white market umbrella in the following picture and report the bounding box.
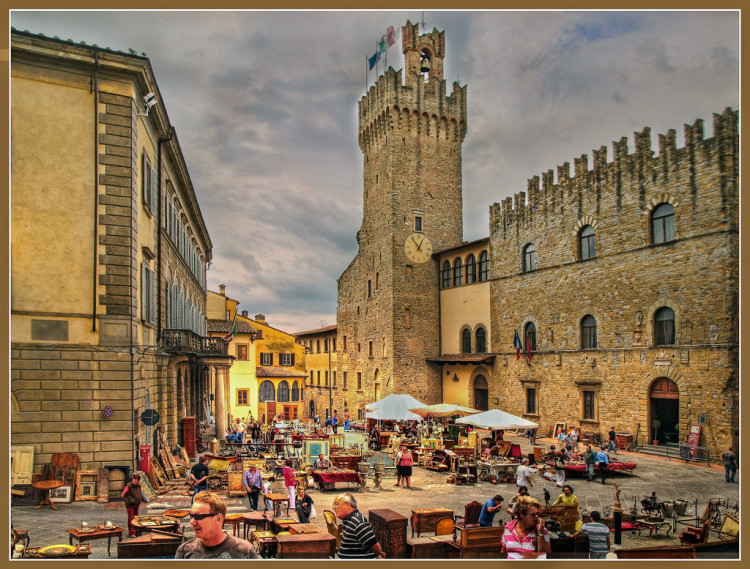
[365,394,426,421]
[408,403,481,418]
[455,409,538,430]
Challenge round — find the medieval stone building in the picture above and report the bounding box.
[331,21,738,457]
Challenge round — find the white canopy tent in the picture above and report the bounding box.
[454,409,538,430]
[365,394,426,421]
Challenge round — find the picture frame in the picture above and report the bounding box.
[75,470,99,502]
[553,421,567,438]
[49,485,73,503]
[718,514,739,540]
[302,439,330,465]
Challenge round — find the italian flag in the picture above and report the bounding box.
[223,313,237,342]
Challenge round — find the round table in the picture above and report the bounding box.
[33,480,64,510]
[131,517,180,537]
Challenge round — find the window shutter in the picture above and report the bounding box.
[150,165,157,215]
[141,263,148,321]
[149,268,157,324]
[142,153,149,206]
[290,353,295,366]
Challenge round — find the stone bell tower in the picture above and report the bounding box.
[337,20,467,411]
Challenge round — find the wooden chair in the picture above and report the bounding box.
[435,516,455,536]
[679,519,711,545]
[323,509,343,550]
[453,500,482,541]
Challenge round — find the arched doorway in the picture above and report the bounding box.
[309,400,315,419]
[474,376,488,411]
[650,377,679,445]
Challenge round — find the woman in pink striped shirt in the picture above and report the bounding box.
[501,495,551,559]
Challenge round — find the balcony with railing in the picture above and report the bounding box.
[161,329,230,356]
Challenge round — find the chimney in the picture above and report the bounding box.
[255,314,266,324]
[219,284,226,295]
[241,310,248,318]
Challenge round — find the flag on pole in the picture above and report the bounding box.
[368,50,380,70]
[513,330,522,360]
[223,312,238,342]
[386,26,396,47]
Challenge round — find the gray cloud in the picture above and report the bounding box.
[11,10,739,332]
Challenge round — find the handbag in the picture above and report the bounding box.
[310,504,317,520]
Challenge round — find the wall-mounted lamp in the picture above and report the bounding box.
[133,345,170,367]
[452,374,459,382]
[138,92,158,117]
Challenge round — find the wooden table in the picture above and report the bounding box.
[131,517,180,537]
[270,518,299,534]
[265,493,291,517]
[640,520,673,537]
[410,508,454,538]
[33,479,63,510]
[243,511,269,539]
[289,523,322,534]
[68,526,124,557]
[276,532,336,558]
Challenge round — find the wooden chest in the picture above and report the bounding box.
[275,532,335,558]
[369,508,408,559]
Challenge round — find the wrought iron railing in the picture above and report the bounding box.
[161,329,229,356]
[665,442,711,465]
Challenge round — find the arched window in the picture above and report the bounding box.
[652,203,675,244]
[277,380,290,402]
[478,250,490,281]
[581,315,597,349]
[258,380,275,402]
[453,257,463,286]
[654,307,675,346]
[476,327,486,354]
[291,381,300,402]
[465,254,476,284]
[524,322,536,352]
[579,225,596,260]
[442,260,452,288]
[523,244,537,272]
[462,329,472,354]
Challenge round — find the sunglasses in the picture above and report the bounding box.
[189,512,219,521]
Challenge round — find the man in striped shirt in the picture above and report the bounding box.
[501,495,551,559]
[333,493,385,559]
[571,510,610,559]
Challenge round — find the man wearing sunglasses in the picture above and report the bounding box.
[175,491,257,559]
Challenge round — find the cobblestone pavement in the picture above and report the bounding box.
[11,434,739,559]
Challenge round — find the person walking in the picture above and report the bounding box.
[597,446,611,485]
[607,426,618,455]
[122,473,143,537]
[282,459,297,509]
[571,510,610,559]
[722,446,738,483]
[332,412,339,434]
[333,493,385,559]
[501,495,551,559]
[527,428,536,446]
[189,456,209,504]
[295,486,315,523]
[584,444,596,482]
[515,458,534,491]
[479,494,504,527]
[175,491,257,558]
[242,464,262,511]
[344,410,350,431]
[563,431,574,453]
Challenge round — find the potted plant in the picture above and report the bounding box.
[651,419,661,445]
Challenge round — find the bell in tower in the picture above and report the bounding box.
[420,52,431,74]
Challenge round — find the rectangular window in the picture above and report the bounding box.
[237,345,248,360]
[332,338,336,351]
[324,338,329,352]
[343,371,348,389]
[343,336,347,351]
[526,388,537,415]
[333,371,337,387]
[280,353,294,366]
[317,371,321,386]
[368,341,374,358]
[325,371,329,387]
[367,280,372,298]
[260,352,272,366]
[237,389,248,406]
[583,391,596,420]
[317,340,321,353]
[141,152,151,210]
[309,370,314,386]
[406,265,413,279]
[293,406,298,420]
[405,308,410,329]
[357,343,361,352]
[357,372,362,390]
[358,408,364,420]
[375,272,379,290]
[415,216,423,231]
[141,263,156,325]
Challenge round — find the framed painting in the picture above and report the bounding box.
[49,485,73,503]
[75,470,99,502]
[718,514,739,540]
[302,439,330,465]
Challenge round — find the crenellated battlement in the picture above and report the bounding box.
[490,107,738,227]
[358,21,467,153]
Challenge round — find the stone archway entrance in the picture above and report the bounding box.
[474,375,488,411]
[650,377,679,445]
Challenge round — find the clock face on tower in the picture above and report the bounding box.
[404,233,433,263]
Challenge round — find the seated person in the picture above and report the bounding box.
[369,429,381,450]
[314,453,331,469]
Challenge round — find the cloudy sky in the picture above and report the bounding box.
[11,10,739,333]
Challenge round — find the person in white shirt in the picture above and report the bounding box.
[515,458,534,491]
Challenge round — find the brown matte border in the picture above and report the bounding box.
[4,3,745,569]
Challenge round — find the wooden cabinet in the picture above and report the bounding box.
[369,508,408,559]
[330,455,359,471]
[182,417,197,458]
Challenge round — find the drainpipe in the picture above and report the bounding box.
[91,48,100,331]
[156,127,174,342]
[436,256,443,403]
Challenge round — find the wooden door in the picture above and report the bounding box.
[11,445,35,485]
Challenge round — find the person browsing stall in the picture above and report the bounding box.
[479,494,504,527]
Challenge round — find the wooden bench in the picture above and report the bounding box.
[446,526,505,559]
